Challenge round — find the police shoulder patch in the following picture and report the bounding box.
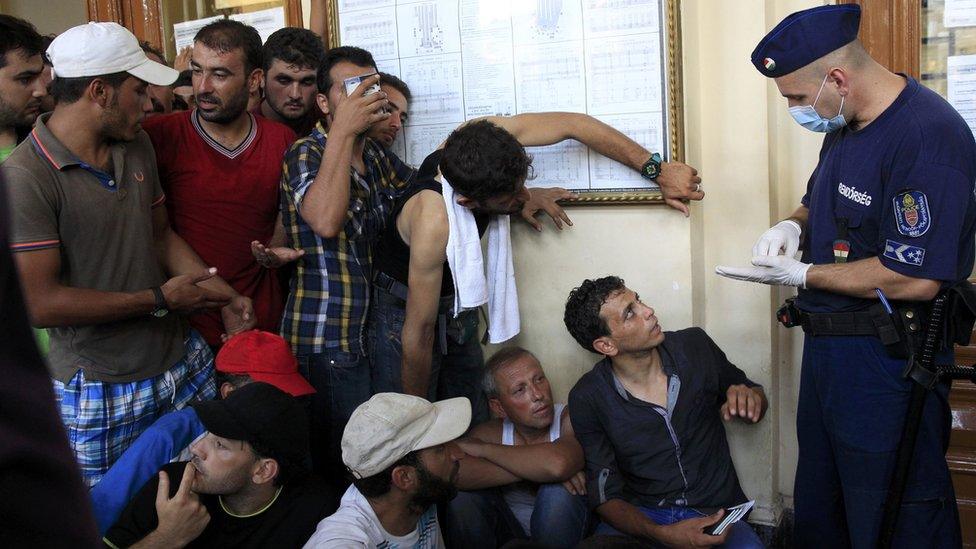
[892,190,930,237]
[884,239,925,266]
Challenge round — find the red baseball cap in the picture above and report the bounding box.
[216,330,315,397]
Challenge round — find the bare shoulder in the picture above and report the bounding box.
[468,417,504,443]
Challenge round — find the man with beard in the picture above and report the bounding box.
[446,346,589,548]
[104,382,335,548]
[3,22,254,486]
[139,41,175,119]
[0,15,46,164]
[304,392,470,548]
[366,72,410,152]
[255,27,325,138]
[144,19,296,349]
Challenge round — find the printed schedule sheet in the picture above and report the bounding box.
[337,0,668,192]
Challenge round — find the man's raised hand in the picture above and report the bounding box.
[153,463,210,547]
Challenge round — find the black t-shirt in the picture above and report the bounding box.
[104,462,335,549]
[374,150,489,297]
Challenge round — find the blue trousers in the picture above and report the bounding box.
[368,284,489,424]
[593,505,762,548]
[446,484,590,548]
[793,335,960,548]
[298,350,371,478]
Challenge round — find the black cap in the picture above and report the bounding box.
[192,382,309,464]
[751,4,861,78]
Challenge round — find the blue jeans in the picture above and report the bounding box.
[298,350,371,477]
[446,484,590,548]
[793,335,960,549]
[594,506,762,548]
[368,284,488,424]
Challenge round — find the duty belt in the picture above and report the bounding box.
[778,298,923,349]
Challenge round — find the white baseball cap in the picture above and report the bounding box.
[342,393,471,479]
[47,22,178,86]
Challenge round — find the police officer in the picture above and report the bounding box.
[716,4,975,548]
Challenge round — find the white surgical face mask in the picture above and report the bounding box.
[788,73,847,133]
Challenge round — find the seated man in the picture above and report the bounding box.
[303,393,470,548]
[91,330,316,535]
[446,346,589,548]
[103,382,333,548]
[564,276,767,548]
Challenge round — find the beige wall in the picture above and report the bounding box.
[494,0,827,526]
[0,0,87,35]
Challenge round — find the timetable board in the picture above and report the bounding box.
[333,0,672,195]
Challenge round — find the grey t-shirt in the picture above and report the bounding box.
[3,114,185,383]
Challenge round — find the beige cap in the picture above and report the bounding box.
[342,393,471,479]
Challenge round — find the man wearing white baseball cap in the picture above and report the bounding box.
[303,393,470,548]
[2,21,255,486]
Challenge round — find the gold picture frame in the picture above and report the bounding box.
[325,0,684,206]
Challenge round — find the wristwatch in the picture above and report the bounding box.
[640,152,663,181]
[150,286,169,318]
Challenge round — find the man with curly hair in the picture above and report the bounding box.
[369,115,705,425]
[564,276,766,548]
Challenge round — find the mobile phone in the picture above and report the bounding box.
[343,73,381,97]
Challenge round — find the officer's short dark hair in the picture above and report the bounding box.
[438,120,532,202]
[49,72,131,105]
[0,15,44,69]
[564,276,626,353]
[262,27,325,73]
[379,72,411,104]
[194,19,263,75]
[318,46,377,94]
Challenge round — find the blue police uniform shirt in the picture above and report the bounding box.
[798,76,976,313]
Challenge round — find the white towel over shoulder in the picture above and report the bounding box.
[441,177,520,343]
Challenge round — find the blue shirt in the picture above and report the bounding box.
[90,408,205,534]
[798,77,976,312]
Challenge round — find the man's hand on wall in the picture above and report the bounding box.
[657,161,704,217]
[720,385,766,424]
[521,187,577,231]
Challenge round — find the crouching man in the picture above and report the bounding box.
[446,346,589,548]
[103,383,335,548]
[564,276,767,548]
[304,393,471,548]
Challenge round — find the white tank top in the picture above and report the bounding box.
[500,403,565,535]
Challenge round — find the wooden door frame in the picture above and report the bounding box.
[838,0,920,78]
[87,0,303,55]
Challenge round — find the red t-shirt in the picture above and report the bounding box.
[145,110,296,346]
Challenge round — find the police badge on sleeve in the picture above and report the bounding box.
[893,190,930,237]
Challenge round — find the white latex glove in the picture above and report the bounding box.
[715,255,811,288]
[753,220,802,258]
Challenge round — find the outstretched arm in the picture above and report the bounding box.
[486,112,704,215]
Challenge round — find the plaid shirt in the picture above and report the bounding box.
[280,123,415,356]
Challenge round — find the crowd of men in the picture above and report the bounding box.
[0,3,973,548]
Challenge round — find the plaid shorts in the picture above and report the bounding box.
[54,330,216,486]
